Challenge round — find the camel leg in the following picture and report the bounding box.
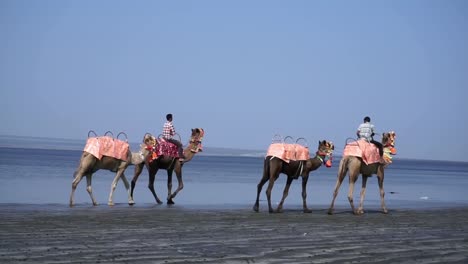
[86,174,98,206]
[168,166,184,204]
[348,171,359,215]
[108,170,124,206]
[129,162,144,205]
[265,168,280,214]
[328,164,348,215]
[357,175,369,215]
[166,169,174,204]
[70,172,84,207]
[148,168,163,205]
[276,176,294,213]
[119,173,132,205]
[301,176,312,213]
[253,161,270,212]
[377,167,388,214]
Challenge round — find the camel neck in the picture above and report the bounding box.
[308,156,322,169]
[182,147,196,162]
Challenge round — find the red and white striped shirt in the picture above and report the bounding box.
[162,121,175,139]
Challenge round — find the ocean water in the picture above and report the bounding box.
[1,136,467,211]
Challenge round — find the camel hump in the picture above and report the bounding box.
[149,138,180,160]
[83,131,129,161]
[343,139,380,165]
[266,135,310,162]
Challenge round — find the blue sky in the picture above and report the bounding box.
[1,1,467,161]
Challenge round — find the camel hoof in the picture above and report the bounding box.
[167,199,175,205]
[303,209,312,214]
[276,209,283,213]
[93,203,98,206]
[128,200,135,206]
[327,209,334,215]
[382,209,389,214]
[156,200,163,205]
[253,205,259,212]
[108,202,115,206]
[354,210,364,215]
[69,204,74,208]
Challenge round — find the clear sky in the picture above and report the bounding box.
[1,1,467,161]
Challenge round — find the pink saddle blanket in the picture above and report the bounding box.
[83,136,129,161]
[154,139,180,158]
[342,139,380,165]
[266,143,310,163]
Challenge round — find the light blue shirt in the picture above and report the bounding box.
[357,122,375,141]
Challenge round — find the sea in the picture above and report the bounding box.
[1,135,467,211]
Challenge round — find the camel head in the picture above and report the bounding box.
[130,133,157,164]
[382,131,396,152]
[129,137,153,165]
[143,133,157,146]
[317,140,335,167]
[382,131,397,163]
[188,128,204,153]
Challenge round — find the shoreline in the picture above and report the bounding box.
[1,199,468,211]
[1,205,467,263]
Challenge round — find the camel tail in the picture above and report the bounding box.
[337,156,349,178]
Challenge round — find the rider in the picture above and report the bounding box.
[162,113,185,161]
[356,116,383,158]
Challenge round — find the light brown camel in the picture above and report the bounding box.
[130,128,204,205]
[253,140,335,213]
[69,134,149,207]
[328,131,396,215]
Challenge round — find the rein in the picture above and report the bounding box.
[316,151,328,163]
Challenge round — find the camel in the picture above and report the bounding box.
[69,133,149,207]
[328,131,397,215]
[253,140,335,213]
[130,128,204,205]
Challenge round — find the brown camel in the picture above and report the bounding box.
[253,140,335,213]
[69,134,149,207]
[130,128,204,205]
[328,131,397,215]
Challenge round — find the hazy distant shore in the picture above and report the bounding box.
[0,135,266,157]
[1,204,467,263]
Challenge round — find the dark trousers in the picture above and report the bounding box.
[371,140,383,157]
[166,138,184,158]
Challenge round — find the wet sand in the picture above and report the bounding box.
[1,204,467,263]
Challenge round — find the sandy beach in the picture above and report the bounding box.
[0,204,467,263]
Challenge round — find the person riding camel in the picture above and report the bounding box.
[162,113,185,162]
[356,116,383,159]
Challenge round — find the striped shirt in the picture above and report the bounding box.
[357,122,375,141]
[162,121,175,139]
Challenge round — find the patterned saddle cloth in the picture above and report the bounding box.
[266,143,310,163]
[148,138,180,161]
[342,139,380,165]
[83,136,129,161]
